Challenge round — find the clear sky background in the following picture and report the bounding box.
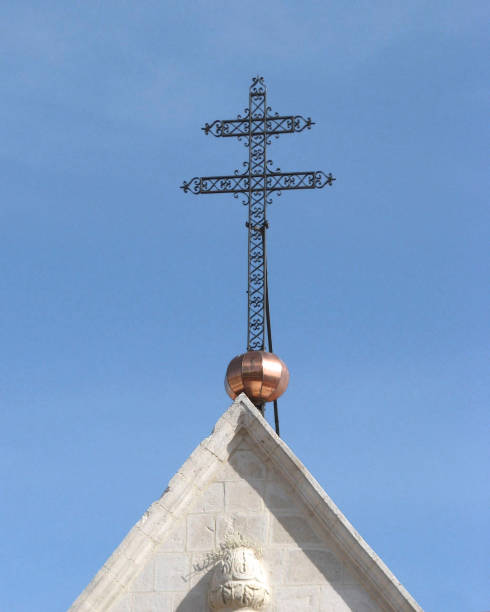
[1,2,488,611]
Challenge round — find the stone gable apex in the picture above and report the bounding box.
[70,394,422,612]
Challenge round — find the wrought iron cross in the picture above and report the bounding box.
[181,76,335,352]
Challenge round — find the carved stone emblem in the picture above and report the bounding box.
[207,533,270,610]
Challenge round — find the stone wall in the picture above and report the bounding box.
[109,430,382,612]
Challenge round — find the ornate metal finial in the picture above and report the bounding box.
[181,76,335,354]
[225,350,289,405]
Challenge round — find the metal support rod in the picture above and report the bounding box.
[264,246,280,436]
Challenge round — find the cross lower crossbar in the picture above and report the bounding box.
[181,171,335,195]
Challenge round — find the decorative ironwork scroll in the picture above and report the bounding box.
[181,76,335,352]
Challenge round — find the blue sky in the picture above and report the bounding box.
[1,2,488,610]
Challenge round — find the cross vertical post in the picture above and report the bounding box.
[247,78,267,351]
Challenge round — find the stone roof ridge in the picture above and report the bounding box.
[69,393,422,612]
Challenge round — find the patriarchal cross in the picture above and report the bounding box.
[182,76,335,352]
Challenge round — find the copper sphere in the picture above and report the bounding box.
[225,351,289,404]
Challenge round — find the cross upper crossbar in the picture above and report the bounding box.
[202,114,314,138]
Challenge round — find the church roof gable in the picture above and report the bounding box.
[70,394,421,612]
